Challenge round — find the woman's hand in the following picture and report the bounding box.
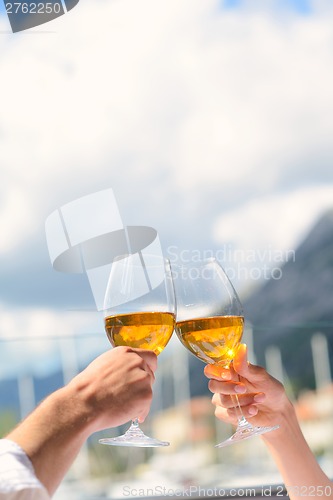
[204,344,286,429]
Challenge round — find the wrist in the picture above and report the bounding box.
[7,383,92,454]
[56,378,101,438]
[5,376,105,496]
[261,396,299,444]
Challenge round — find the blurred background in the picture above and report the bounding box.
[0,0,332,497]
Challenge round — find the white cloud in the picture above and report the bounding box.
[0,0,332,238]
[212,184,333,262]
[210,185,333,295]
[0,0,333,294]
[0,187,37,253]
[0,305,106,376]
[0,305,103,340]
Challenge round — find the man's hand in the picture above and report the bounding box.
[5,346,157,495]
[69,346,157,433]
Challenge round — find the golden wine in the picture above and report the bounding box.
[175,315,244,365]
[105,311,175,356]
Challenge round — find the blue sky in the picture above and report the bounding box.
[0,0,315,24]
[224,0,312,13]
[1,0,333,377]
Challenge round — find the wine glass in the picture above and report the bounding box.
[98,253,176,447]
[172,258,279,447]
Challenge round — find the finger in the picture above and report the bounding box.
[137,405,151,423]
[217,404,259,421]
[226,362,240,382]
[253,392,266,403]
[233,344,268,383]
[212,392,262,409]
[214,406,237,426]
[204,364,232,380]
[212,393,240,409]
[129,348,158,373]
[208,379,246,395]
[138,358,156,384]
[232,344,250,377]
[137,402,151,423]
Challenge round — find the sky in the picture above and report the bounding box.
[1,0,333,377]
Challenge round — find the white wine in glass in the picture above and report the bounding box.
[105,311,175,355]
[175,315,244,365]
[99,254,176,447]
[173,258,279,447]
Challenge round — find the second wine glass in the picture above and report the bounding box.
[172,258,279,447]
[99,253,176,447]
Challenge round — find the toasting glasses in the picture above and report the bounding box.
[99,254,176,447]
[172,258,279,447]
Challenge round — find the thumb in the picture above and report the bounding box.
[233,343,268,383]
[233,343,252,378]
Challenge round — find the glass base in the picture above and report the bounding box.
[216,423,279,448]
[99,421,170,448]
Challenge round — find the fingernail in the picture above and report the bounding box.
[248,406,258,416]
[254,393,265,403]
[234,384,246,394]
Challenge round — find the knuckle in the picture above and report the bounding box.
[252,364,265,377]
[208,379,221,393]
[219,394,232,407]
[116,345,132,355]
[127,353,146,371]
[135,356,146,369]
[211,394,219,406]
[136,369,153,386]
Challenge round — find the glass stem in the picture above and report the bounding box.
[230,394,252,428]
[231,372,253,429]
[132,418,140,428]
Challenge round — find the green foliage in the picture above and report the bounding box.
[0,410,18,437]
